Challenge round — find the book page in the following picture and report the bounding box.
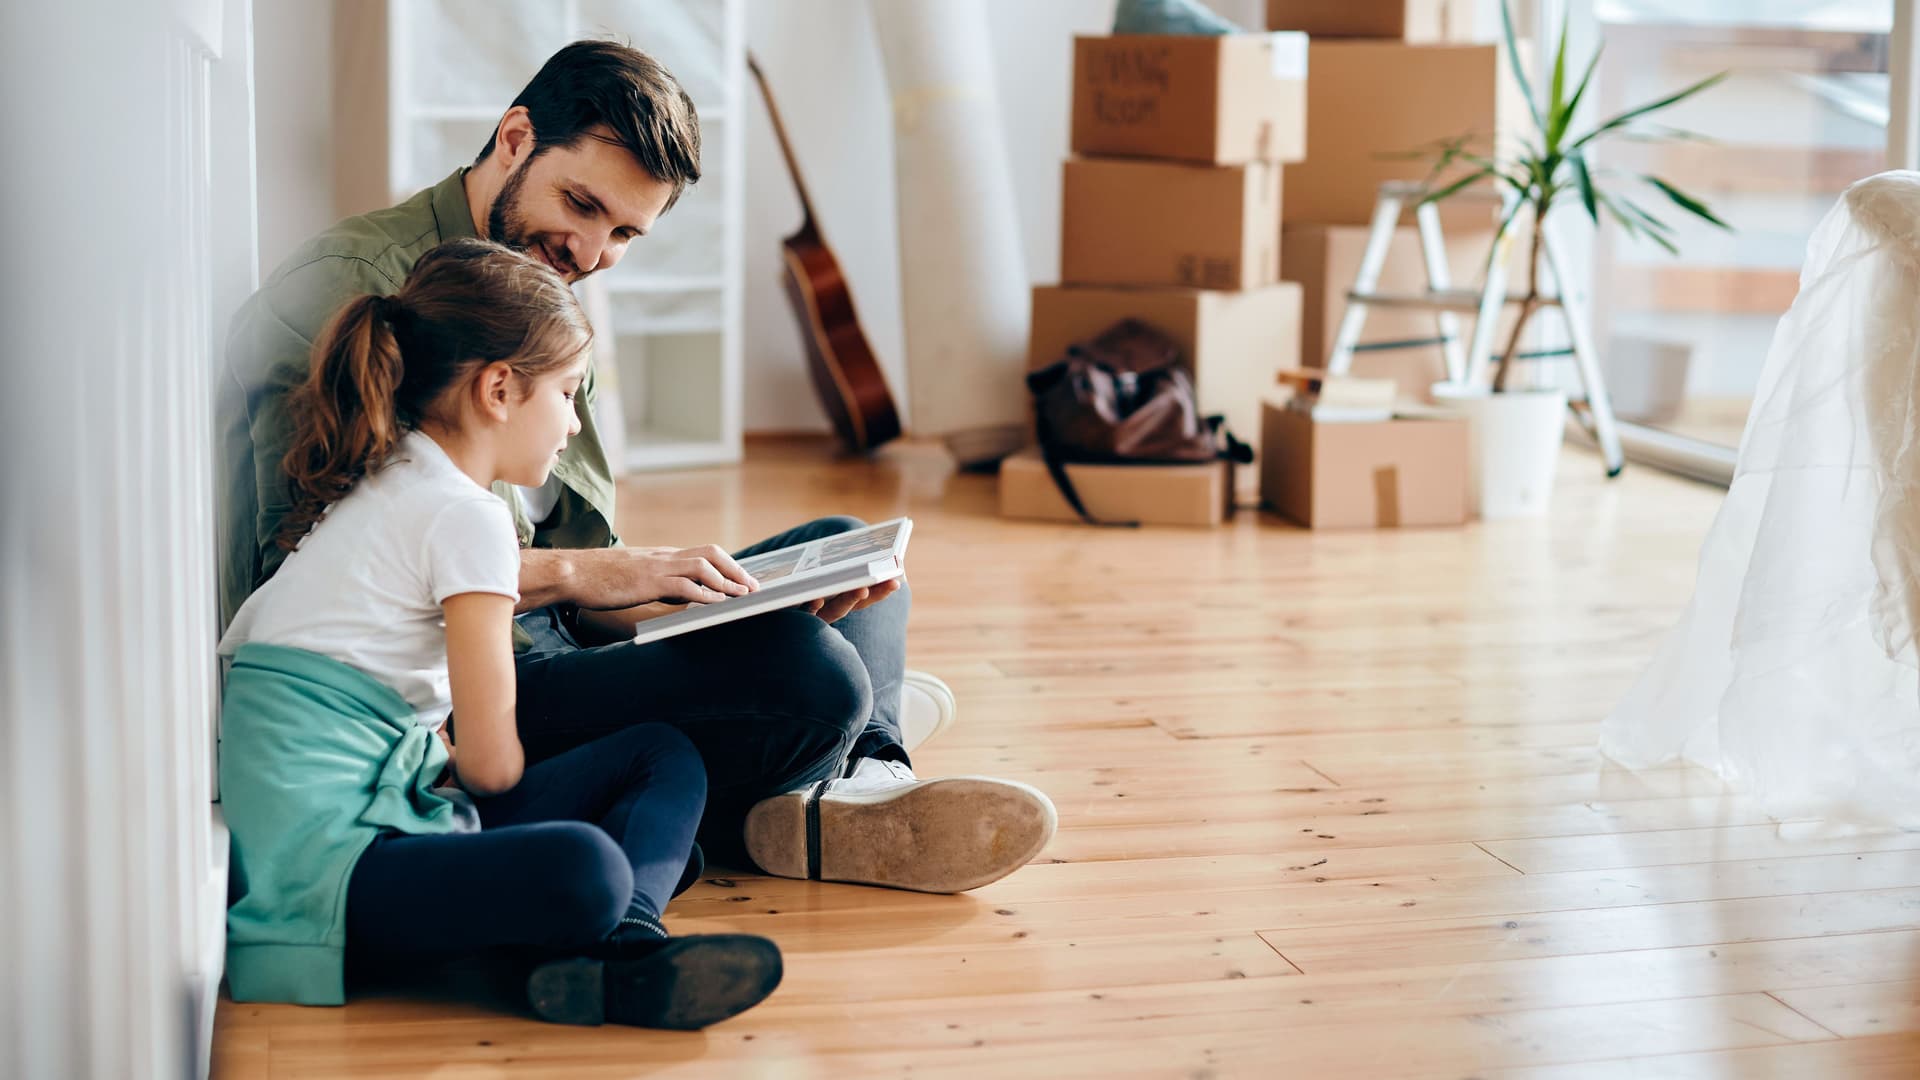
[737,544,816,584]
[736,520,905,585]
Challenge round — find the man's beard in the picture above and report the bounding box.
[487,159,587,281]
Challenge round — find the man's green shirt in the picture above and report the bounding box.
[215,169,621,648]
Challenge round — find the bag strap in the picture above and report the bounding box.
[1206,415,1255,465]
[1030,411,1250,528]
[1034,407,1139,528]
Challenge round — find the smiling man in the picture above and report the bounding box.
[217,41,1056,918]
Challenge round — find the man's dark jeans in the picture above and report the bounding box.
[511,516,910,869]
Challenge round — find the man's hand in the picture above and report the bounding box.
[619,545,762,607]
[520,545,759,612]
[805,577,904,624]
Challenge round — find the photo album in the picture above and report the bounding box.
[628,518,913,646]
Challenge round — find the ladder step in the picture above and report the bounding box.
[1351,336,1455,353]
[1348,289,1564,312]
[1514,347,1574,360]
[1377,180,1506,203]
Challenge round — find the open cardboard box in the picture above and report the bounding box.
[1260,399,1468,528]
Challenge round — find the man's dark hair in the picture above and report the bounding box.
[477,39,702,211]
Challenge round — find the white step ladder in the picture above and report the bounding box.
[1324,181,1625,476]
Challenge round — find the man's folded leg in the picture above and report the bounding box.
[514,514,1057,892]
[514,606,1056,891]
[514,607,871,869]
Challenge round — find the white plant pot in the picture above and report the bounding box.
[1430,383,1568,519]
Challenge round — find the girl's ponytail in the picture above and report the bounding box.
[275,293,406,551]
[271,238,592,552]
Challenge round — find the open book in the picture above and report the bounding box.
[629,517,913,646]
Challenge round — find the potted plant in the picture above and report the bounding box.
[1415,1,1729,517]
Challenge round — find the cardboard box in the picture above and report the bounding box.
[1070,32,1307,165]
[1282,223,1521,401]
[1283,42,1519,226]
[1261,401,1468,528]
[1062,158,1281,290]
[1266,0,1476,42]
[1000,448,1234,527]
[1029,282,1300,501]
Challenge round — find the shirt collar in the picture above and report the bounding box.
[400,429,489,496]
[429,167,481,244]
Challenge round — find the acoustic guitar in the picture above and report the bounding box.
[747,54,902,453]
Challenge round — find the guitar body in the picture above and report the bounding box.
[779,225,901,452]
[750,55,902,454]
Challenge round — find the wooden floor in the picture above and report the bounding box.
[212,436,1920,1079]
[1650,396,1751,450]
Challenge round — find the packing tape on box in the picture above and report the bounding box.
[1263,31,1307,80]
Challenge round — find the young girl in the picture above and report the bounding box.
[217,238,781,1029]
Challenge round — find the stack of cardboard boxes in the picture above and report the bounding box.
[1257,0,1519,529]
[1272,0,1518,398]
[1000,30,1310,527]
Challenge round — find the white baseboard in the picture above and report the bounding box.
[189,806,230,1080]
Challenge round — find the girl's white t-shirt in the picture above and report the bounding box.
[218,430,522,729]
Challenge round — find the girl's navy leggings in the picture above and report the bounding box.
[345,721,707,957]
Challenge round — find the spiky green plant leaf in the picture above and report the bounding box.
[1569,71,1728,152]
[1571,150,1598,223]
[1499,0,1545,134]
[1645,175,1732,229]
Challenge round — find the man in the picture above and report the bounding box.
[218,40,1054,893]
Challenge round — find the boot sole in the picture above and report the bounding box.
[744,776,1057,893]
[527,935,783,1030]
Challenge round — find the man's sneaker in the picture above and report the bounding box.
[743,758,1057,893]
[526,933,783,1030]
[899,669,957,753]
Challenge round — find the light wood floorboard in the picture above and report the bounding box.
[210,436,1920,1077]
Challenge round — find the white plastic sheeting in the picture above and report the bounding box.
[1603,172,1920,828]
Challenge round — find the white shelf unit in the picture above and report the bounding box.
[341,0,745,472]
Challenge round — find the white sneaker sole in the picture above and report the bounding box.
[900,669,957,754]
[744,776,1057,894]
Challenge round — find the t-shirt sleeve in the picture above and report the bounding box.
[422,494,522,604]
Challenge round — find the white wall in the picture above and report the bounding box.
[254,2,336,272]
[252,0,1261,433]
[4,1,250,1076]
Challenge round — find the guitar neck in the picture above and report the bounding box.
[747,53,820,230]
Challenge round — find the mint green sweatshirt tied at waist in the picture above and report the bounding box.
[219,642,463,1005]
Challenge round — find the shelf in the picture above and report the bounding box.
[609,314,723,335]
[602,275,726,294]
[603,286,723,336]
[623,435,740,472]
